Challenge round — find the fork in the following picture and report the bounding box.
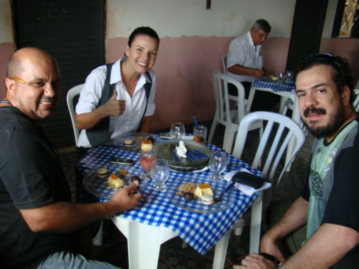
[213,181,235,204]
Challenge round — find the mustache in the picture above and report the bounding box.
[303,107,326,118]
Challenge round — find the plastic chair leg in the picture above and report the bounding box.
[92,220,103,246]
[208,113,219,143]
[249,193,263,254]
[223,125,237,153]
[233,227,243,236]
[212,230,231,269]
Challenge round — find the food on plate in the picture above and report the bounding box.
[201,195,214,205]
[117,169,129,177]
[141,140,153,150]
[123,138,133,145]
[178,182,196,194]
[184,192,195,202]
[193,135,205,144]
[147,136,155,143]
[194,183,213,198]
[131,175,141,183]
[271,76,278,81]
[96,168,108,178]
[107,173,126,189]
[175,141,187,158]
[115,170,126,179]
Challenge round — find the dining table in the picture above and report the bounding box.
[75,134,262,269]
[246,76,301,170]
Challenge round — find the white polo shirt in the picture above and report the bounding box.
[76,56,156,148]
[227,31,263,83]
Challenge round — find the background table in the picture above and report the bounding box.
[76,139,261,268]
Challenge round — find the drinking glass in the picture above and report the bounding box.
[139,149,157,172]
[209,150,227,179]
[285,70,293,83]
[193,125,207,144]
[170,122,185,139]
[150,159,170,190]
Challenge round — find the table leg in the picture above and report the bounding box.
[111,216,177,269]
[212,229,231,269]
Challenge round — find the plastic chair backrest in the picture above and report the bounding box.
[232,111,305,188]
[222,54,228,75]
[66,84,84,146]
[211,70,246,124]
[353,89,359,112]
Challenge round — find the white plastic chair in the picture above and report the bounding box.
[66,83,104,245]
[222,54,228,75]
[212,112,306,269]
[66,84,83,146]
[208,71,262,153]
[353,89,359,112]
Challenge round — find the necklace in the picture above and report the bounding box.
[0,100,12,105]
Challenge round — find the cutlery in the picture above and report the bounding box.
[213,181,235,204]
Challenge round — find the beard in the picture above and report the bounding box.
[302,103,346,139]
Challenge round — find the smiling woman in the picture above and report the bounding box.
[74,26,160,158]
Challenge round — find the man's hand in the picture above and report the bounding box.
[102,89,126,117]
[252,68,265,78]
[234,253,277,269]
[107,181,143,213]
[260,235,286,263]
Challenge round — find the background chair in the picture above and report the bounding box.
[66,84,83,146]
[66,84,104,245]
[222,54,228,75]
[208,71,262,153]
[212,111,306,269]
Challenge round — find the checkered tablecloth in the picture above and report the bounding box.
[75,139,261,255]
[253,77,295,92]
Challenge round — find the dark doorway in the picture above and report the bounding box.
[12,0,106,147]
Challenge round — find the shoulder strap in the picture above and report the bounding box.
[137,71,152,131]
[86,63,115,147]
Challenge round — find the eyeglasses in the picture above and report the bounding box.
[9,77,26,84]
[304,53,346,81]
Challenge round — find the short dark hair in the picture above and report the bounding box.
[252,19,271,33]
[128,26,160,47]
[296,53,355,103]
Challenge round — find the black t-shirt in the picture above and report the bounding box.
[0,107,71,268]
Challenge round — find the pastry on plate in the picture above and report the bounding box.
[107,173,126,189]
[194,183,213,198]
[96,168,108,178]
[141,140,153,150]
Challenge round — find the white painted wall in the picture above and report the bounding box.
[108,0,296,38]
[0,0,13,43]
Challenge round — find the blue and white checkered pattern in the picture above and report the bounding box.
[75,140,261,255]
[253,77,295,92]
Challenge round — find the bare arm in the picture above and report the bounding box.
[75,89,126,130]
[20,181,142,233]
[260,197,309,262]
[139,116,151,133]
[281,224,359,268]
[227,65,264,79]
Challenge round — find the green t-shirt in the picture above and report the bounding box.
[306,120,358,240]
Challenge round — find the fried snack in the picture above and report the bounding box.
[107,174,126,189]
[118,169,129,177]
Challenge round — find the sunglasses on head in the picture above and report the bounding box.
[304,53,346,81]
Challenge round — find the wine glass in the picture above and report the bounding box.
[170,122,185,139]
[139,149,157,173]
[150,159,170,190]
[209,150,227,179]
[285,70,293,84]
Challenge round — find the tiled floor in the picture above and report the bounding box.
[59,121,314,269]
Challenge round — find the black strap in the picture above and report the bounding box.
[86,63,152,147]
[0,100,12,105]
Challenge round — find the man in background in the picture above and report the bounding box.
[227,19,279,111]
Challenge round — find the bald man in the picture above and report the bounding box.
[0,48,142,268]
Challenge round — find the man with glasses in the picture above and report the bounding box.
[227,19,279,111]
[235,54,359,268]
[0,47,142,268]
